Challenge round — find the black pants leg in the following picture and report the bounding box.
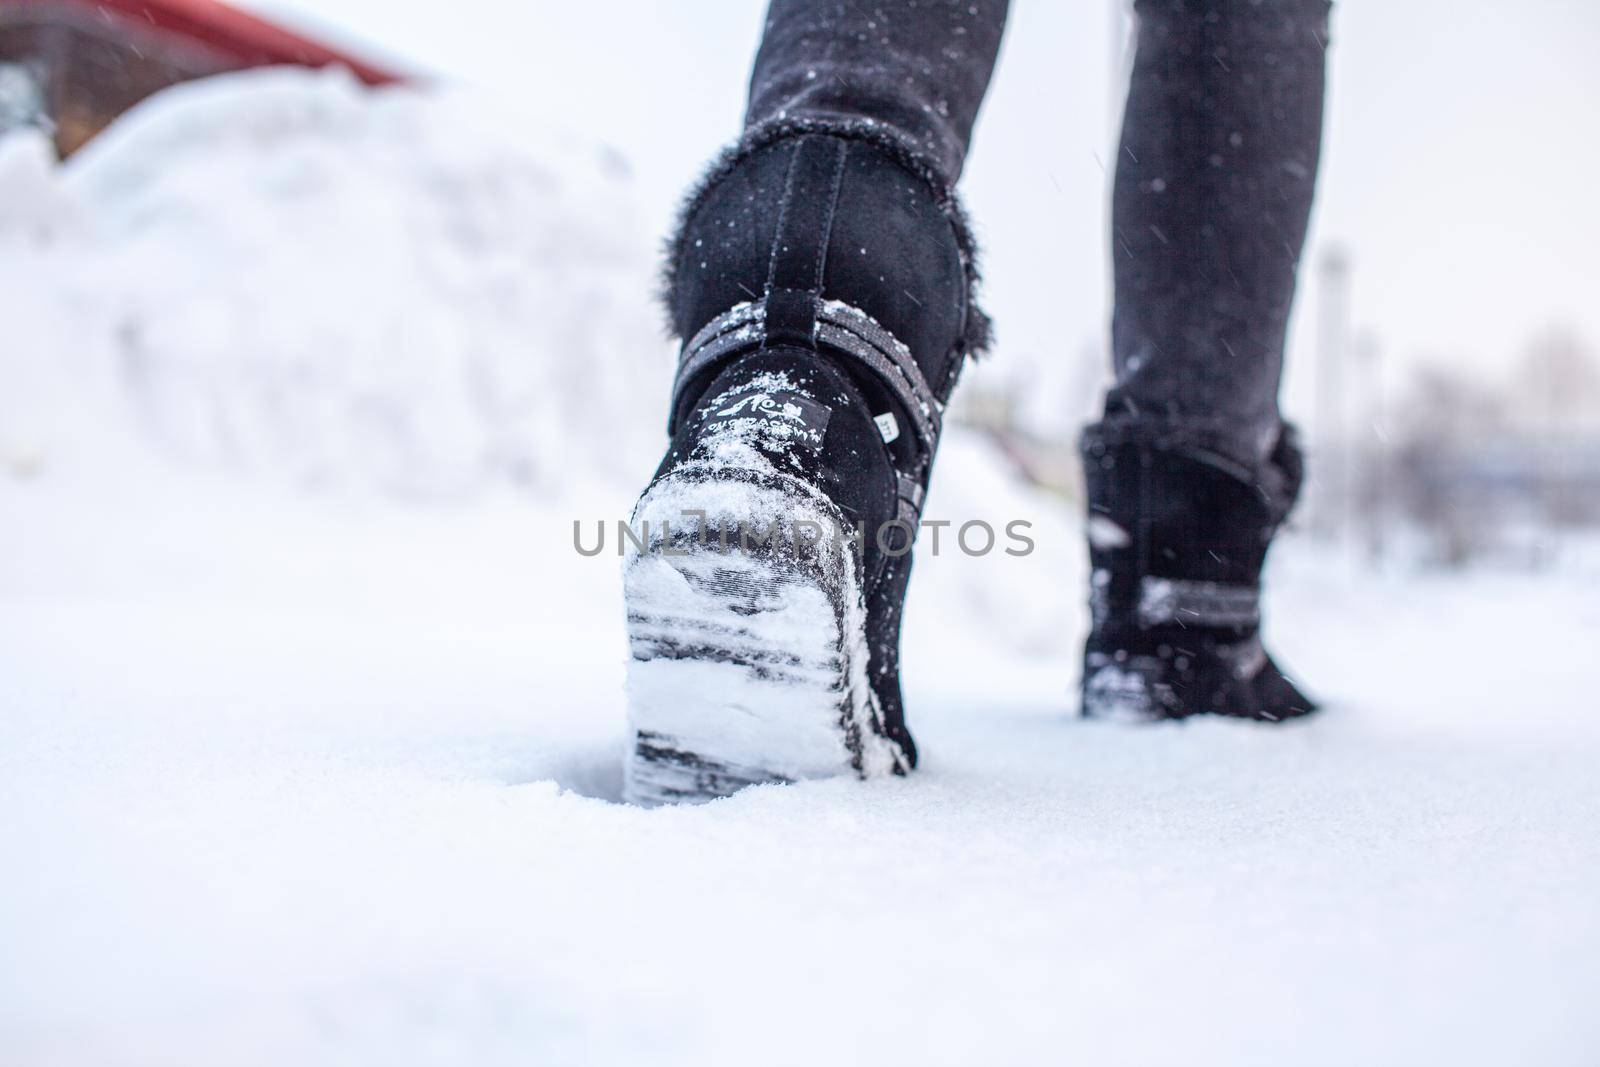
[1101,0,1332,469]
[745,0,1011,188]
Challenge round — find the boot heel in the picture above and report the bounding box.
[622,477,905,806]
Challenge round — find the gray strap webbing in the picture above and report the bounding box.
[1137,578,1261,629]
[895,472,926,532]
[669,297,942,463]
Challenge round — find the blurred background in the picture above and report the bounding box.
[5,0,1599,564]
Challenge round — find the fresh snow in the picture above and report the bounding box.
[3,70,1599,1066]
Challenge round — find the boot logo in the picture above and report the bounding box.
[703,388,832,452]
[715,393,804,421]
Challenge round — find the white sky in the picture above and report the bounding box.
[251,0,1600,430]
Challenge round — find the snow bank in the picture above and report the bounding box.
[0,67,670,497]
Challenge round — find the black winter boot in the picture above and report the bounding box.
[622,129,983,805]
[1079,427,1318,723]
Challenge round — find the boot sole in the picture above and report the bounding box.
[1081,652,1321,723]
[621,474,905,805]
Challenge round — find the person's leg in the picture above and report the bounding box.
[1081,0,1331,722]
[745,0,1008,188]
[1107,0,1329,462]
[626,1,1008,804]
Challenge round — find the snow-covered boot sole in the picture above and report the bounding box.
[621,473,908,806]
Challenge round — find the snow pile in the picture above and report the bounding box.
[0,67,670,497]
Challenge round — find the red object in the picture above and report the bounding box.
[45,0,406,85]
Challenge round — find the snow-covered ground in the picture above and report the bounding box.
[3,72,1598,1065]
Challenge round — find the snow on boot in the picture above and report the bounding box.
[622,128,983,805]
[1079,427,1317,723]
